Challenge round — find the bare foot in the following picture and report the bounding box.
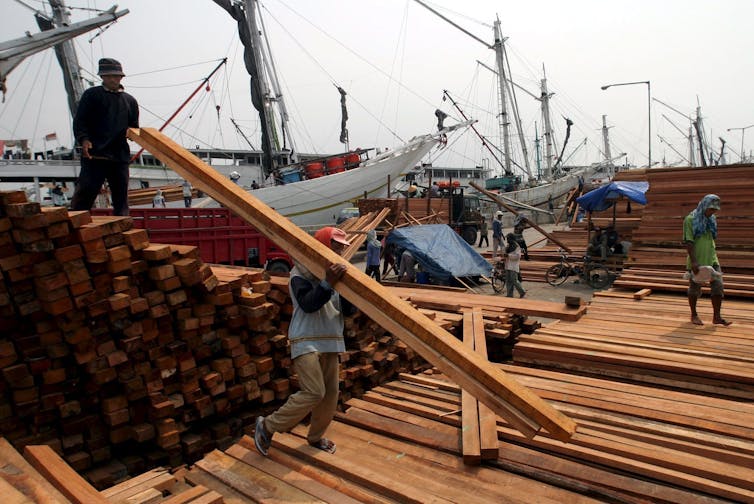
[713,318,732,326]
[691,315,703,325]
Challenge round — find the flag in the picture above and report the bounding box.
[44,132,57,141]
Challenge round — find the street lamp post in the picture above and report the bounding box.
[726,125,754,163]
[601,81,651,168]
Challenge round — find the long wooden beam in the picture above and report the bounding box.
[126,127,577,442]
[470,181,572,253]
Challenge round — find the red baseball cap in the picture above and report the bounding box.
[313,227,351,248]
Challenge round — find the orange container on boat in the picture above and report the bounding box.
[305,162,325,179]
[438,180,460,188]
[344,152,361,168]
[325,156,345,174]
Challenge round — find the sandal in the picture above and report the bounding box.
[713,318,732,326]
[308,438,336,454]
[254,416,272,456]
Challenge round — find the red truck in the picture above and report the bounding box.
[92,208,293,273]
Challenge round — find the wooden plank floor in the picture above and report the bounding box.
[169,360,753,503]
[514,290,754,399]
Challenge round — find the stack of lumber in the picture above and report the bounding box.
[0,192,439,488]
[357,197,449,227]
[128,185,197,207]
[109,363,752,503]
[513,290,754,399]
[481,206,642,283]
[612,164,754,296]
[0,437,225,503]
[334,368,754,503]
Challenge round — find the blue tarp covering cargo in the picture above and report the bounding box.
[575,181,649,212]
[386,224,492,282]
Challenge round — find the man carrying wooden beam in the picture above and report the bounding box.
[255,227,354,456]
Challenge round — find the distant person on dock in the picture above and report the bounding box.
[251,180,260,190]
[398,249,417,282]
[365,230,382,282]
[504,233,526,298]
[684,194,731,326]
[152,189,166,208]
[71,58,139,216]
[254,227,354,456]
[430,181,440,198]
[182,180,192,207]
[478,216,489,248]
[381,237,397,277]
[492,210,504,259]
[230,171,241,184]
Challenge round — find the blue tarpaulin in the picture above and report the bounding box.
[576,181,649,213]
[386,224,492,282]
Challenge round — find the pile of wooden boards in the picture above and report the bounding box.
[357,197,449,227]
[612,164,754,296]
[514,290,754,399]
[127,185,197,207]
[0,189,567,489]
[0,192,431,488]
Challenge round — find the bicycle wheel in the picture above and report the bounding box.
[586,265,611,289]
[491,270,506,293]
[545,264,569,286]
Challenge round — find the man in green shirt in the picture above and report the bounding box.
[682,194,731,326]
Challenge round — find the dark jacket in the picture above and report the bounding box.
[73,85,139,162]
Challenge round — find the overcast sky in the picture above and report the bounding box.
[3,0,753,176]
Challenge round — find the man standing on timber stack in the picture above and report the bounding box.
[683,194,731,326]
[71,58,139,216]
[254,227,354,456]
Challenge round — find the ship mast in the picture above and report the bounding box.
[492,19,513,176]
[37,0,86,116]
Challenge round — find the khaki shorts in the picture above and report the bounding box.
[688,264,724,298]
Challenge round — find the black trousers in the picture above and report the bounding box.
[366,264,381,282]
[478,234,489,247]
[71,158,130,216]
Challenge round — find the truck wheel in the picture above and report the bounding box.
[461,226,477,245]
[266,260,291,274]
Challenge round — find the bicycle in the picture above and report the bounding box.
[490,260,506,293]
[545,249,612,289]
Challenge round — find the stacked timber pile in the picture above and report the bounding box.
[0,192,439,489]
[331,367,754,503]
[0,189,562,489]
[357,197,448,227]
[513,290,754,399]
[127,185,198,207]
[613,164,754,296]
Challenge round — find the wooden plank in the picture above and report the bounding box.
[632,288,652,300]
[225,442,364,504]
[194,449,324,502]
[460,310,482,465]
[235,436,394,504]
[160,485,215,504]
[127,127,576,442]
[0,476,35,504]
[101,468,170,498]
[183,470,252,504]
[101,469,176,503]
[472,308,500,460]
[0,438,70,504]
[23,445,109,504]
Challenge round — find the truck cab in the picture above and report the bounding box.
[449,189,485,245]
